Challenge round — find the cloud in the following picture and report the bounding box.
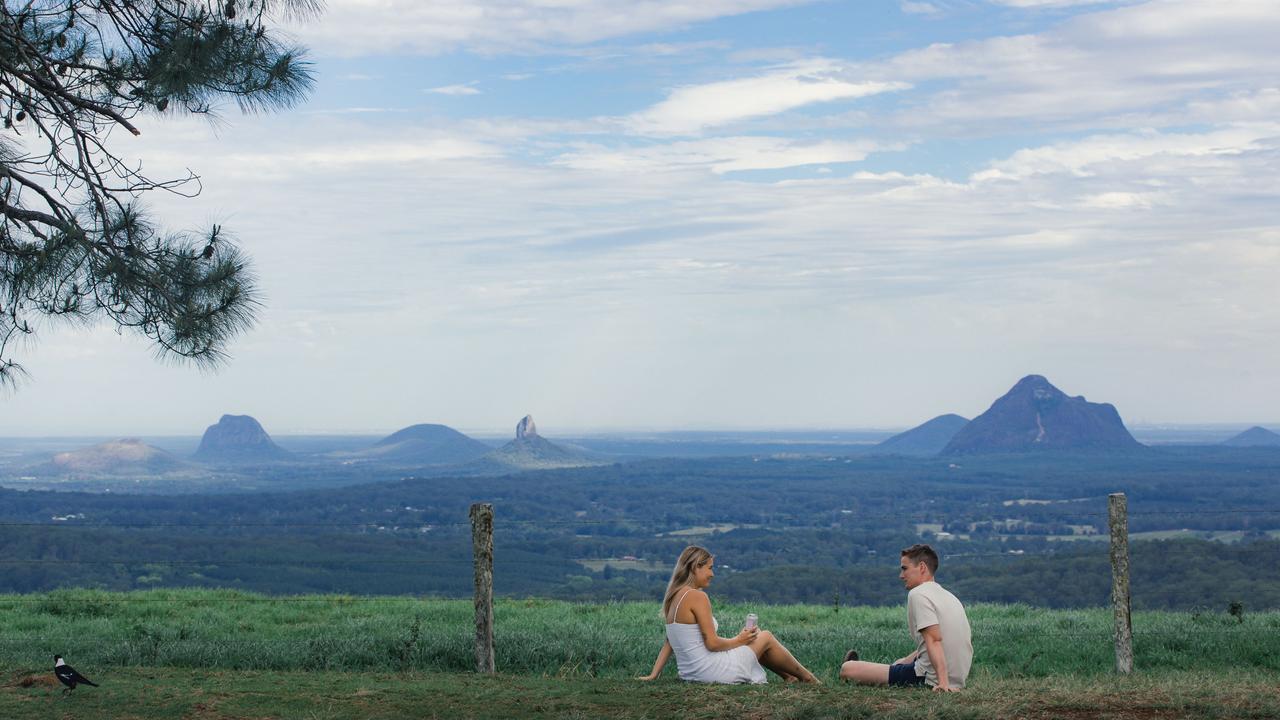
[10,0,1280,433]
[900,1,942,15]
[627,60,909,135]
[555,137,892,174]
[298,0,818,56]
[427,83,482,95]
[990,0,1121,7]
[972,125,1278,181]
[873,0,1280,130]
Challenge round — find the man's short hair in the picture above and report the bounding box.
[901,544,939,574]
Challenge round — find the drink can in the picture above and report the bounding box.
[745,613,758,630]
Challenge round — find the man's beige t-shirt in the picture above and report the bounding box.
[906,580,973,688]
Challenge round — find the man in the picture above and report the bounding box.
[840,543,972,691]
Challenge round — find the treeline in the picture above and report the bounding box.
[6,450,1280,533]
[4,520,1279,611]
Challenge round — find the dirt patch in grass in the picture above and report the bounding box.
[6,673,58,689]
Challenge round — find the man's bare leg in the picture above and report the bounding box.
[839,660,891,685]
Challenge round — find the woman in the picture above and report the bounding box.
[638,545,820,684]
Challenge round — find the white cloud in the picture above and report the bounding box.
[299,0,817,56]
[900,1,942,15]
[9,0,1280,433]
[991,0,1121,7]
[555,136,890,174]
[427,83,482,95]
[628,60,909,135]
[874,0,1280,130]
[1079,191,1168,209]
[972,125,1278,181]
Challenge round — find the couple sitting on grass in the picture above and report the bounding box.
[638,543,971,691]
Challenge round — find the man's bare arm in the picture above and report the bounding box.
[920,625,958,692]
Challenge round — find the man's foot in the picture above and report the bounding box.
[843,649,859,663]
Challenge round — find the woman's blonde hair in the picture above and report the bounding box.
[662,545,713,620]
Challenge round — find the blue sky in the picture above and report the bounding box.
[5,0,1280,436]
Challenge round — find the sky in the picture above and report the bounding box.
[4,0,1280,436]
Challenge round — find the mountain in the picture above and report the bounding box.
[48,438,185,475]
[193,415,291,463]
[479,415,603,471]
[873,414,969,456]
[942,375,1143,455]
[347,424,491,465]
[1222,426,1280,448]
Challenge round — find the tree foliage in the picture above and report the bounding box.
[0,0,317,385]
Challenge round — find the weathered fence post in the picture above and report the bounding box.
[470,502,495,674]
[1109,492,1133,674]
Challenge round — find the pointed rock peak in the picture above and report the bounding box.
[1009,374,1064,399]
[516,415,538,440]
[942,375,1141,455]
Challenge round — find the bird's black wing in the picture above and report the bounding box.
[57,665,97,687]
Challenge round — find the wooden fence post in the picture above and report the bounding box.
[1109,492,1133,674]
[470,502,495,674]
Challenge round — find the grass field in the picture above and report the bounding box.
[6,667,1280,719]
[2,589,1278,718]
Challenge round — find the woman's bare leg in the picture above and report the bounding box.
[748,631,820,683]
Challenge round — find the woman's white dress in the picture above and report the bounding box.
[665,591,767,684]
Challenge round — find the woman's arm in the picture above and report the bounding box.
[688,591,756,652]
[638,639,673,680]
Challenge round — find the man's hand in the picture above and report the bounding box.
[637,673,658,681]
[932,684,960,693]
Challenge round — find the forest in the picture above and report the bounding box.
[2,447,1279,610]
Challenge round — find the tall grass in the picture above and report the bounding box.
[2,589,1277,680]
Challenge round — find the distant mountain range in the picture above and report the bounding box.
[1222,426,1280,448]
[193,415,291,463]
[22,379,1275,484]
[942,375,1143,455]
[873,414,969,456]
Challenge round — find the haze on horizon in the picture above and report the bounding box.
[3,0,1279,437]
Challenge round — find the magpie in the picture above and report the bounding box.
[53,655,98,694]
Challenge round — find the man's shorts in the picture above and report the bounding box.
[888,661,926,687]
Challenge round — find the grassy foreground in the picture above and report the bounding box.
[2,589,1278,718]
[3,589,1278,677]
[4,667,1280,719]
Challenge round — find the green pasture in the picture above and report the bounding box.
[2,589,1278,680]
